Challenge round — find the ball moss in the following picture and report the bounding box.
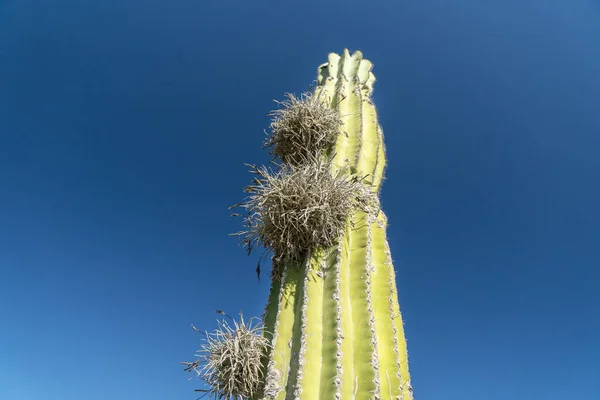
[182,314,270,400]
[233,157,378,266]
[264,91,343,166]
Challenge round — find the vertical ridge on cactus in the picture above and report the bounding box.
[232,49,413,400]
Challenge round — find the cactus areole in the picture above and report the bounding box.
[237,50,413,400]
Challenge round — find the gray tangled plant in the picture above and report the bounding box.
[232,156,379,267]
[264,91,343,166]
[182,314,270,400]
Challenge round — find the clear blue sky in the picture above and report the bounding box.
[1,1,599,399]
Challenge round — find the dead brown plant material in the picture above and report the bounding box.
[181,314,270,400]
[264,91,343,166]
[231,156,379,265]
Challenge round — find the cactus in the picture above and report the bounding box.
[239,49,415,400]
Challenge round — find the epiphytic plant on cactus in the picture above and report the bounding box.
[182,313,271,400]
[264,91,343,166]
[233,155,378,268]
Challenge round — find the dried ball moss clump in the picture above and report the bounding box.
[234,158,378,265]
[264,91,343,166]
[182,315,270,400]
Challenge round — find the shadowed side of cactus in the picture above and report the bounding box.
[252,50,414,400]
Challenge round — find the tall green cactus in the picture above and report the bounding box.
[258,50,414,400]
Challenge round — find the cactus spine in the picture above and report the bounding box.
[258,50,414,400]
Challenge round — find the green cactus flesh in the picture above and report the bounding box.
[258,50,413,400]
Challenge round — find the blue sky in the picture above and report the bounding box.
[1,0,599,399]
